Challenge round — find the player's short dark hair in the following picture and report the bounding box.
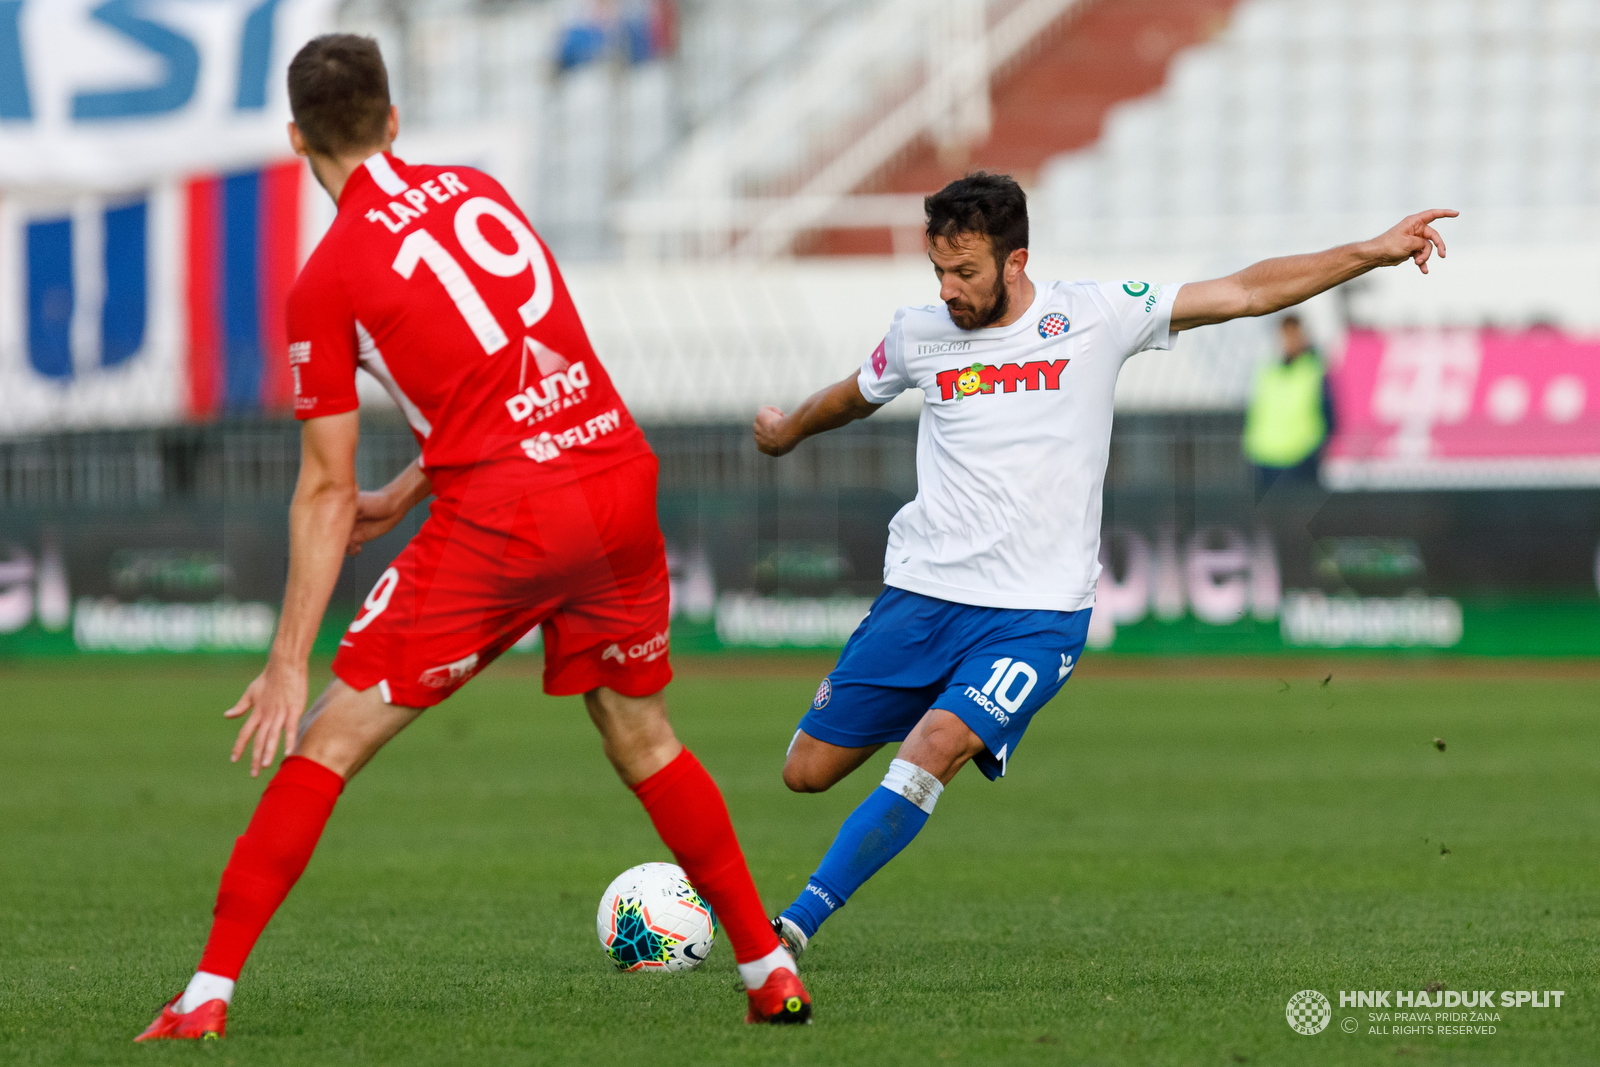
[287,34,391,156]
[925,173,1029,266]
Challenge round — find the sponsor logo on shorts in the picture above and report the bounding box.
[520,409,623,463]
[936,360,1070,401]
[601,628,671,666]
[419,651,480,689]
[964,685,1011,725]
[812,678,832,709]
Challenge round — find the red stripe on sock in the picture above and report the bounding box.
[197,756,344,979]
[631,749,781,965]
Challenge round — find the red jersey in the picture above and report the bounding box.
[287,152,650,493]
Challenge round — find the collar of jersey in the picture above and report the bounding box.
[939,279,1050,339]
[338,152,406,211]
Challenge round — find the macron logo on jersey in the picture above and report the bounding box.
[936,359,1070,401]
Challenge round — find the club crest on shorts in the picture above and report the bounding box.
[419,651,480,688]
[812,678,832,709]
[1037,312,1069,338]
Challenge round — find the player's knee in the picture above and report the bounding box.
[782,760,833,794]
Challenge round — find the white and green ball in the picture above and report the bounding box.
[596,862,717,972]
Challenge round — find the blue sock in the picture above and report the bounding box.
[781,759,944,939]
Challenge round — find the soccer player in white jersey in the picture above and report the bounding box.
[753,173,1454,955]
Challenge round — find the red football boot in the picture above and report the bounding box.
[744,966,812,1024]
[133,994,227,1041]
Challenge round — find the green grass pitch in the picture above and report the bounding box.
[2,656,1596,1065]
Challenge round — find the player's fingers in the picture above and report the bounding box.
[224,689,254,718]
[1417,207,1459,223]
[262,718,282,773]
[251,712,275,776]
[231,711,260,762]
[1423,225,1447,258]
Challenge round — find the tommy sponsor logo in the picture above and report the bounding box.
[520,409,623,463]
[364,172,470,234]
[419,651,480,688]
[936,359,1070,401]
[601,628,671,666]
[917,340,972,355]
[505,360,592,423]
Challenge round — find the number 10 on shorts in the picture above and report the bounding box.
[981,657,1038,715]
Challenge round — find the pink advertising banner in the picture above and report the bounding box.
[1323,328,1600,489]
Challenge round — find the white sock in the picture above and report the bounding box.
[176,971,234,1013]
[737,945,796,990]
[882,758,944,814]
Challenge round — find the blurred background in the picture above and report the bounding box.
[2,0,1597,659]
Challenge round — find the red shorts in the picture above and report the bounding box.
[333,453,672,708]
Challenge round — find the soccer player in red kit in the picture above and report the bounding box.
[136,35,809,1040]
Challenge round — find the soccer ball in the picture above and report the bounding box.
[596,862,717,972]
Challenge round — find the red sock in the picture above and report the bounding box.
[631,749,782,965]
[197,755,345,979]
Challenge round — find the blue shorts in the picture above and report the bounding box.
[797,587,1091,781]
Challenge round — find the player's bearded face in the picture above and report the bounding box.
[933,234,1009,331]
[946,267,1009,331]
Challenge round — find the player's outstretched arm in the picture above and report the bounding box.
[227,411,360,777]
[346,458,432,556]
[1169,209,1458,332]
[754,372,882,457]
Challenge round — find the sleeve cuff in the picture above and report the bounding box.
[294,396,361,421]
[856,366,900,404]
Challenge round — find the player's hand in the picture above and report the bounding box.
[346,488,405,556]
[753,405,799,457]
[1368,209,1457,274]
[226,657,309,777]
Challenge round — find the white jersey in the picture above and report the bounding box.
[857,278,1182,612]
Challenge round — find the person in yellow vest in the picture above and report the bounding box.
[1244,314,1334,495]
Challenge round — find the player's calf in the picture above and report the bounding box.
[778,711,980,946]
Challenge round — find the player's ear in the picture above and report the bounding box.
[385,105,399,146]
[288,122,308,158]
[1005,246,1028,281]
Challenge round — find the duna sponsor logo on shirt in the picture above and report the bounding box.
[936,359,1070,401]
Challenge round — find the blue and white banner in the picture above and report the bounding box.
[0,0,335,190]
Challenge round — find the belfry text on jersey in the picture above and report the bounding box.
[936,359,1069,401]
